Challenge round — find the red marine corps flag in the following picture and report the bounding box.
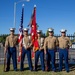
[28,5,39,59]
[18,4,24,62]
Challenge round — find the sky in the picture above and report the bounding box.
[0,0,75,35]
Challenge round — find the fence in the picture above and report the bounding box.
[0,34,75,65]
[0,45,75,65]
[55,34,75,41]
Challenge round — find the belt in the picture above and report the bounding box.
[8,47,16,48]
[59,48,67,49]
[48,48,55,50]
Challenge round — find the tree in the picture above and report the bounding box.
[45,30,49,37]
[0,34,9,46]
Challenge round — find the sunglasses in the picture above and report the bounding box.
[61,32,65,33]
[10,30,14,32]
[49,31,53,33]
[38,32,41,34]
[24,31,28,32]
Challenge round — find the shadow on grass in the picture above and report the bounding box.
[2,64,75,72]
[69,64,75,71]
[23,67,30,71]
[36,64,75,72]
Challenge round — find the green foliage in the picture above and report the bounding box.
[0,34,18,43]
[41,33,45,38]
[45,30,49,37]
[0,34,9,43]
[71,39,75,43]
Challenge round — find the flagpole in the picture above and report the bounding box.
[30,4,37,71]
[34,4,36,71]
[14,2,16,29]
[18,4,24,63]
[13,0,30,28]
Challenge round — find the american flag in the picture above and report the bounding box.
[18,5,24,62]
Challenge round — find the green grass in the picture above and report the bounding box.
[0,64,75,75]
